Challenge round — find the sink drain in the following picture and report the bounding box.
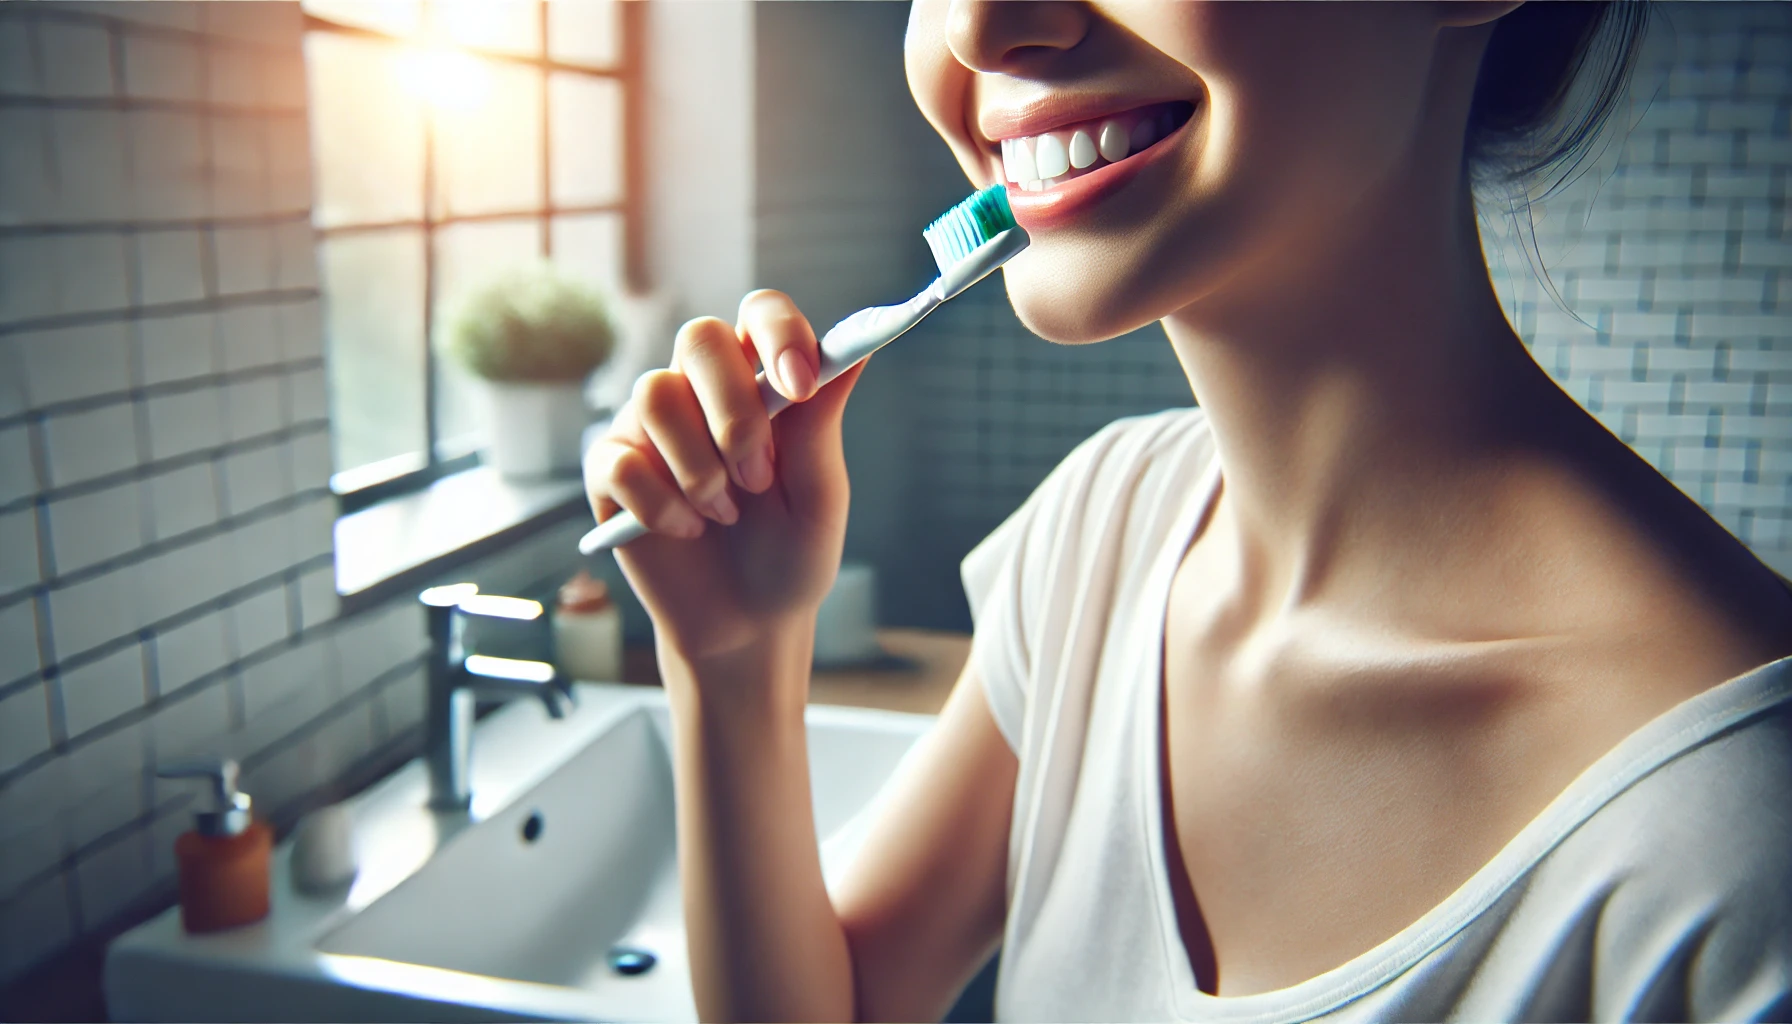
[607,946,656,976]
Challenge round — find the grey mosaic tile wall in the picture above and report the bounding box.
[0,3,591,986]
[758,2,1792,631]
[1481,2,1792,576]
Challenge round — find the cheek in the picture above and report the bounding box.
[905,0,982,183]
[1000,8,1440,344]
[1214,8,1434,191]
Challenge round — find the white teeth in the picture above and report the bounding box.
[1129,116,1156,154]
[1034,133,1069,178]
[1010,137,1038,184]
[1000,108,1183,190]
[1068,129,1097,169]
[1098,120,1128,162]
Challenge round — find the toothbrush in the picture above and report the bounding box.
[577,184,1029,556]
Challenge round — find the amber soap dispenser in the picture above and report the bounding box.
[156,756,272,933]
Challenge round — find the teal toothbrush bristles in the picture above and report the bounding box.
[922,184,1018,275]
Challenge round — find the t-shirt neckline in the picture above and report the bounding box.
[1134,440,1792,1024]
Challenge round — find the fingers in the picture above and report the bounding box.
[584,293,847,542]
[583,416,707,540]
[737,289,821,405]
[631,368,740,525]
[672,317,776,495]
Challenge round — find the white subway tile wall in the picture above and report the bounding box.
[0,2,443,986]
[755,3,1792,628]
[0,2,594,978]
[1480,5,1792,573]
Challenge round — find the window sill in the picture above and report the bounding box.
[334,465,589,615]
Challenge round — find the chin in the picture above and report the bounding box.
[999,238,1191,345]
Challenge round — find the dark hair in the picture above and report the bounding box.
[1465,1,1652,196]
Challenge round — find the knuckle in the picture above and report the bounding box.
[683,326,748,382]
[692,465,730,503]
[739,288,792,314]
[740,291,810,336]
[674,316,734,358]
[593,415,632,455]
[632,369,687,418]
[608,446,662,497]
[669,453,726,497]
[628,369,658,405]
[714,415,766,459]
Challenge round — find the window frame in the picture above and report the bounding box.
[302,2,646,514]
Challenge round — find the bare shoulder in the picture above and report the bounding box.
[1471,430,1792,708]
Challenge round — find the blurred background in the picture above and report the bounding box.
[0,0,1788,1008]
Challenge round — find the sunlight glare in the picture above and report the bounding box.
[396,44,491,112]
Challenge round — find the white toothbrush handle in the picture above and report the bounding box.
[577,291,941,556]
[576,226,1029,556]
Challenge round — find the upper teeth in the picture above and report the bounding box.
[998,107,1175,192]
[1034,133,1069,178]
[1098,121,1128,162]
[1068,129,1097,169]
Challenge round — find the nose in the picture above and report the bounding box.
[945,0,1090,73]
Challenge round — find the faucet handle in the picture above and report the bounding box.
[454,594,545,623]
[419,583,479,608]
[419,585,542,624]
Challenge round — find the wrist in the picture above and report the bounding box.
[657,617,815,717]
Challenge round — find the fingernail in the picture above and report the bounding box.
[738,443,773,492]
[702,489,739,526]
[779,349,815,399]
[665,503,705,538]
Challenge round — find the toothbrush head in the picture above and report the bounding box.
[923,184,1018,276]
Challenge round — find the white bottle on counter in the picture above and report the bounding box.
[553,570,623,682]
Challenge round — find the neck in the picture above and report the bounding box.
[1162,154,1586,610]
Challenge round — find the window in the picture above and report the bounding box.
[301,0,642,508]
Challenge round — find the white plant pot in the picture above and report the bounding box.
[480,380,590,479]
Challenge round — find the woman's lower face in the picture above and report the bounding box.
[903,0,1499,344]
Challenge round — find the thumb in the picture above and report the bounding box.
[770,357,868,510]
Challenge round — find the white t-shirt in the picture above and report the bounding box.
[961,407,1792,1023]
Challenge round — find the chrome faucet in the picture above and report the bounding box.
[420,584,575,811]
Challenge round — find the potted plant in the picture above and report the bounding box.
[444,263,616,479]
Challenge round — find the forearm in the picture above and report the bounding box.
[660,626,856,1023]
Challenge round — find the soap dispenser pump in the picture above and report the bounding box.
[156,755,272,933]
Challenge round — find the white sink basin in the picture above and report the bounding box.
[105,683,934,1022]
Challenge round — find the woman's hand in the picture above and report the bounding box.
[583,289,865,668]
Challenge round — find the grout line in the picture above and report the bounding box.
[0,286,322,339]
[0,488,335,646]
[0,546,337,707]
[0,554,343,784]
[3,703,425,917]
[0,4,297,55]
[0,355,327,430]
[0,210,313,239]
[240,656,426,774]
[0,95,308,117]
[0,414,328,517]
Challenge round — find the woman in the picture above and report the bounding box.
[584,3,1792,1020]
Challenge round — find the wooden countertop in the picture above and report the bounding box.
[621,627,970,716]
